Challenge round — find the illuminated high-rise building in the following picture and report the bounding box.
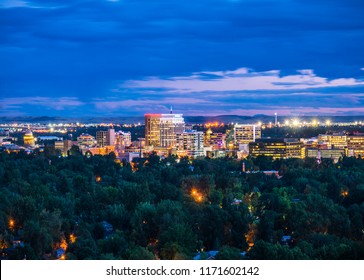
[160,114,185,147]
[234,124,261,144]
[145,113,185,148]
[145,114,162,147]
[96,131,107,147]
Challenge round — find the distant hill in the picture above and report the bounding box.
[1,115,363,124]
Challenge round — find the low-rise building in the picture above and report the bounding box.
[347,134,364,157]
[77,133,97,148]
[249,138,304,159]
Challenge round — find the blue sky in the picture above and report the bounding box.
[1,0,364,117]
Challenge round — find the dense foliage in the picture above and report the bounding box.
[1,151,364,259]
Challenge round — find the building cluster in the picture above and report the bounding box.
[143,113,364,163]
[248,133,364,163]
[145,113,204,158]
[1,112,364,164]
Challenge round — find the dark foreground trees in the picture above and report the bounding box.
[0,151,363,259]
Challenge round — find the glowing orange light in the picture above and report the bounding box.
[69,234,76,244]
[9,219,14,228]
[191,188,204,203]
[60,255,65,260]
[95,176,101,182]
[341,190,349,197]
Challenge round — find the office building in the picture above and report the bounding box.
[55,140,73,156]
[286,138,306,158]
[54,140,64,152]
[145,114,161,147]
[176,130,204,158]
[234,124,261,144]
[145,113,185,148]
[77,133,97,148]
[318,133,347,149]
[249,138,304,159]
[306,148,346,163]
[96,128,115,147]
[347,134,364,157]
[205,128,226,149]
[115,131,132,151]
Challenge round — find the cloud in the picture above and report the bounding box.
[0,97,84,111]
[0,0,30,9]
[121,68,364,93]
[96,67,364,116]
[1,1,364,117]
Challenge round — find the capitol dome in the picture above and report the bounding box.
[23,130,35,146]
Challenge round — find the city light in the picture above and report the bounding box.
[292,119,299,126]
[325,120,331,126]
[9,218,15,229]
[191,188,204,203]
[341,190,349,197]
[70,233,76,244]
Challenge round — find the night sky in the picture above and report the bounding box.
[1,0,364,117]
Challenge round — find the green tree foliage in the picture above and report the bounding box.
[0,151,363,259]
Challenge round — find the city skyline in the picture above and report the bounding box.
[1,0,364,117]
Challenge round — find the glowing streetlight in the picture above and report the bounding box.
[341,190,349,197]
[292,119,299,126]
[325,120,331,126]
[9,218,15,229]
[70,234,76,243]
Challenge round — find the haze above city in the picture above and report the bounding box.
[1,0,364,117]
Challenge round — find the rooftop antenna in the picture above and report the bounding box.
[274,112,278,126]
[170,106,173,114]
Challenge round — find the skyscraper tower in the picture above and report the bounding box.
[145,111,185,148]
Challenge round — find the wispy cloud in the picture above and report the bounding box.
[0,97,84,110]
[0,0,29,9]
[121,68,364,93]
[100,67,364,116]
